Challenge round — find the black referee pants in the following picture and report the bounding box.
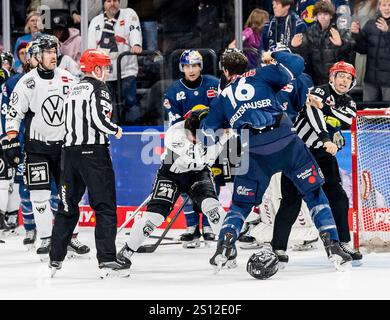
[272,148,351,251]
[50,145,118,263]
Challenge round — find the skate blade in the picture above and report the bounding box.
[213,261,224,275]
[25,243,36,251]
[50,267,60,278]
[2,229,20,237]
[329,255,352,272]
[291,243,317,251]
[39,254,50,263]
[225,259,238,269]
[352,260,363,267]
[212,255,228,274]
[99,268,130,279]
[67,251,91,260]
[182,239,201,249]
[239,242,261,250]
[278,262,287,270]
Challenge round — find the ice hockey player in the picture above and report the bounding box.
[49,49,126,278]
[1,55,19,239]
[203,49,352,273]
[252,46,316,262]
[1,41,39,246]
[272,61,363,265]
[116,105,231,269]
[3,35,90,260]
[164,50,219,248]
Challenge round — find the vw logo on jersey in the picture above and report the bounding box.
[41,95,64,127]
[0,159,5,174]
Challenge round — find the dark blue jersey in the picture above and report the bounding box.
[276,73,314,122]
[203,52,304,133]
[1,73,24,140]
[164,74,219,126]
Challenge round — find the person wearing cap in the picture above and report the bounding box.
[290,1,354,86]
[49,49,126,278]
[88,0,142,124]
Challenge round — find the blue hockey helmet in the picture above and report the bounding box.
[25,40,40,62]
[179,50,203,72]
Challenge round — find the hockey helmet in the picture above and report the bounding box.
[25,40,40,62]
[329,61,356,91]
[184,104,209,120]
[80,49,111,73]
[179,50,203,72]
[37,35,58,56]
[1,51,14,67]
[247,245,279,280]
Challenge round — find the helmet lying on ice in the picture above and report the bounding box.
[247,245,279,280]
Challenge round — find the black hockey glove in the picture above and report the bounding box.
[1,138,21,168]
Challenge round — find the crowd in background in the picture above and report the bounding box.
[1,0,389,126]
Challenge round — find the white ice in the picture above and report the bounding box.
[1,228,390,300]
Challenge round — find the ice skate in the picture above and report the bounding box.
[180,225,201,249]
[23,229,37,250]
[202,226,215,247]
[319,231,352,271]
[2,213,19,236]
[49,260,62,278]
[36,237,51,262]
[274,249,289,270]
[98,260,130,279]
[67,236,90,259]
[210,232,237,274]
[116,243,134,268]
[340,242,363,267]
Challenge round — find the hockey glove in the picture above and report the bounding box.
[332,131,345,149]
[1,138,21,168]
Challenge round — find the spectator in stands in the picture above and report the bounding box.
[352,0,379,86]
[15,42,29,74]
[297,0,351,27]
[48,11,81,62]
[291,1,354,85]
[13,11,43,71]
[88,0,142,124]
[229,9,269,68]
[260,0,307,52]
[351,0,390,102]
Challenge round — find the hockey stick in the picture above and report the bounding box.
[117,194,152,234]
[137,197,190,253]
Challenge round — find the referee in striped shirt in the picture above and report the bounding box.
[272,61,363,263]
[50,49,129,276]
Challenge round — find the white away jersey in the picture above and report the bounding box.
[6,68,75,142]
[162,121,228,173]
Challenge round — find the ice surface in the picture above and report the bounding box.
[1,228,390,300]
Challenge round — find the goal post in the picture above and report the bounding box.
[351,108,390,250]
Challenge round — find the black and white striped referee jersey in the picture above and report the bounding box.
[63,77,119,147]
[294,84,356,149]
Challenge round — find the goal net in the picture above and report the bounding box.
[352,109,390,251]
